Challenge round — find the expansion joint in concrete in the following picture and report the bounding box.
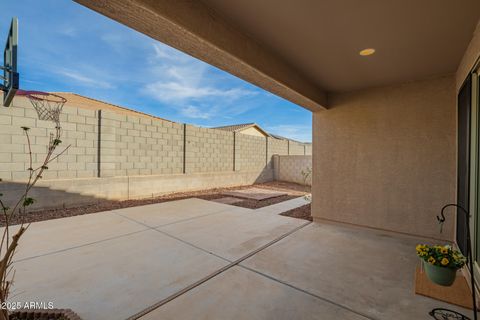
[13,228,148,263]
[238,264,378,320]
[126,221,311,320]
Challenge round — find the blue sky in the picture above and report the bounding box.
[1,0,312,142]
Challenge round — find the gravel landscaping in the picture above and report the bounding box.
[280,204,312,221]
[225,194,299,209]
[1,181,310,226]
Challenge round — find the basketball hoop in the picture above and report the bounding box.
[16,90,67,125]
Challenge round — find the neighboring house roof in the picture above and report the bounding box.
[269,133,288,140]
[213,123,271,137]
[213,123,255,132]
[267,133,311,144]
[214,123,311,143]
[49,92,172,122]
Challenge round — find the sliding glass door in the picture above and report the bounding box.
[459,75,471,255]
[471,68,480,266]
[467,66,480,276]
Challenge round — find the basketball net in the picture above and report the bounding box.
[17,90,67,125]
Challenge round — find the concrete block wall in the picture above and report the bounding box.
[273,155,312,186]
[267,137,289,169]
[288,140,307,155]
[0,99,98,181]
[305,144,312,155]
[0,171,274,211]
[0,96,312,209]
[185,125,233,173]
[235,134,267,171]
[100,110,184,177]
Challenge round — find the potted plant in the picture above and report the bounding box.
[416,244,467,286]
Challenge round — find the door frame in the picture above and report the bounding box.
[469,62,480,281]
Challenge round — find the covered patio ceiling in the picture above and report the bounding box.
[74,0,480,111]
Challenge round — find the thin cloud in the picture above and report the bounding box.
[144,80,256,102]
[141,43,258,116]
[180,105,213,119]
[152,43,189,62]
[58,27,77,37]
[266,124,312,143]
[53,68,114,89]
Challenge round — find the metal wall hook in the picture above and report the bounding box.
[438,203,469,223]
[429,203,477,320]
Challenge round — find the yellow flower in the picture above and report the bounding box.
[428,257,436,264]
[441,258,449,266]
[440,247,449,254]
[416,245,428,255]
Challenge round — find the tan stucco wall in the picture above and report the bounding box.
[240,127,267,137]
[312,75,456,240]
[456,20,480,91]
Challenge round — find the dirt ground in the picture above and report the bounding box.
[224,194,299,209]
[280,204,312,221]
[1,181,310,226]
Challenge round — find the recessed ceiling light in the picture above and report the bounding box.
[359,48,375,56]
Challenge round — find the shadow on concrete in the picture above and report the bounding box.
[0,181,103,212]
[0,164,276,219]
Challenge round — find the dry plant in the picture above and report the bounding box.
[301,166,312,186]
[301,166,312,201]
[0,122,69,320]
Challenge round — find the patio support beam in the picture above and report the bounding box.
[74,0,327,111]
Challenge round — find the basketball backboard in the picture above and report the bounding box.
[1,18,19,107]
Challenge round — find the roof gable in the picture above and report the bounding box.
[213,123,270,137]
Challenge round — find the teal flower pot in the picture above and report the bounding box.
[423,260,457,286]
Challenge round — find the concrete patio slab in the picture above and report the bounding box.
[112,198,251,228]
[12,228,227,320]
[255,196,310,215]
[140,266,366,320]
[222,187,287,200]
[241,222,470,320]
[10,211,146,261]
[211,197,244,205]
[158,210,309,261]
[6,198,468,320]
